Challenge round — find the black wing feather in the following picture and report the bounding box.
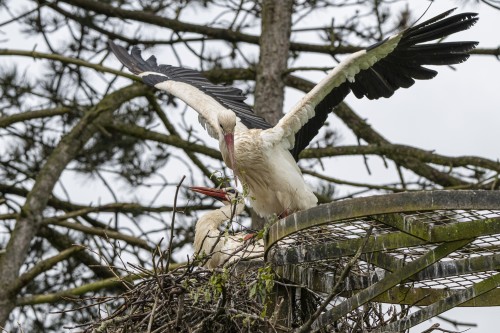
[353,11,478,100]
[108,41,271,130]
[110,10,478,159]
[291,9,477,159]
[290,82,350,160]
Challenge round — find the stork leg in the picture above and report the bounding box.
[243,233,256,241]
[278,209,290,219]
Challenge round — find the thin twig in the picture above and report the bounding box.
[166,176,186,269]
[296,227,374,333]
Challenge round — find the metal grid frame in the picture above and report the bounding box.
[266,190,500,305]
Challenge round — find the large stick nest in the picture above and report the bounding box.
[79,259,285,333]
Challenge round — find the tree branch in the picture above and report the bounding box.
[0,183,216,215]
[45,220,153,251]
[301,144,500,176]
[37,226,120,280]
[282,74,471,187]
[16,273,143,306]
[254,0,293,125]
[13,245,84,293]
[0,49,138,81]
[0,83,148,326]
[332,103,470,187]
[146,95,220,186]
[0,107,71,128]
[58,0,500,58]
[107,121,222,160]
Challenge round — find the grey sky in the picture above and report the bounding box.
[1,1,499,331]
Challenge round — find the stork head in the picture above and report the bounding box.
[217,110,237,184]
[190,186,237,205]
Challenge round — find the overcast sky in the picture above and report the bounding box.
[303,3,500,331]
[1,1,499,331]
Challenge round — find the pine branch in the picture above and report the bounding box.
[0,107,71,128]
[107,121,222,160]
[16,273,143,306]
[45,220,153,251]
[0,49,138,80]
[13,245,84,293]
[58,0,500,58]
[0,84,148,326]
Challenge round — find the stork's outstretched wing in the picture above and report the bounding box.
[108,41,271,138]
[277,9,478,159]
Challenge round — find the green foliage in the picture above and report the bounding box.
[207,268,229,301]
[249,264,275,317]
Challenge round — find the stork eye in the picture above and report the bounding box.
[227,188,236,194]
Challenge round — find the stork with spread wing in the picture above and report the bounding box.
[110,9,478,218]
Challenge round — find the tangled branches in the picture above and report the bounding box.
[78,259,280,333]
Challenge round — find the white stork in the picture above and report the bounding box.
[190,186,264,269]
[109,9,478,218]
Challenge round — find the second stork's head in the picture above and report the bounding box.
[217,110,238,183]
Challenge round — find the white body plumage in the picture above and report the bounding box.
[193,198,264,269]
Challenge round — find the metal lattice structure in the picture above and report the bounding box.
[264,190,500,331]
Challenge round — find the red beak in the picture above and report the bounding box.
[224,133,238,186]
[190,186,228,201]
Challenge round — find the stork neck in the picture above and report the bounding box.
[198,202,243,227]
[193,203,245,253]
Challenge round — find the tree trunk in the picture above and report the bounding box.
[252,1,295,330]
[254,0,293,126]
[0,84,148,326]
[252,0,294,230]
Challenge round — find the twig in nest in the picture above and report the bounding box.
[166,175,186,269]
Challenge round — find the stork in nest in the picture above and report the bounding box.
[190,186,264,269]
